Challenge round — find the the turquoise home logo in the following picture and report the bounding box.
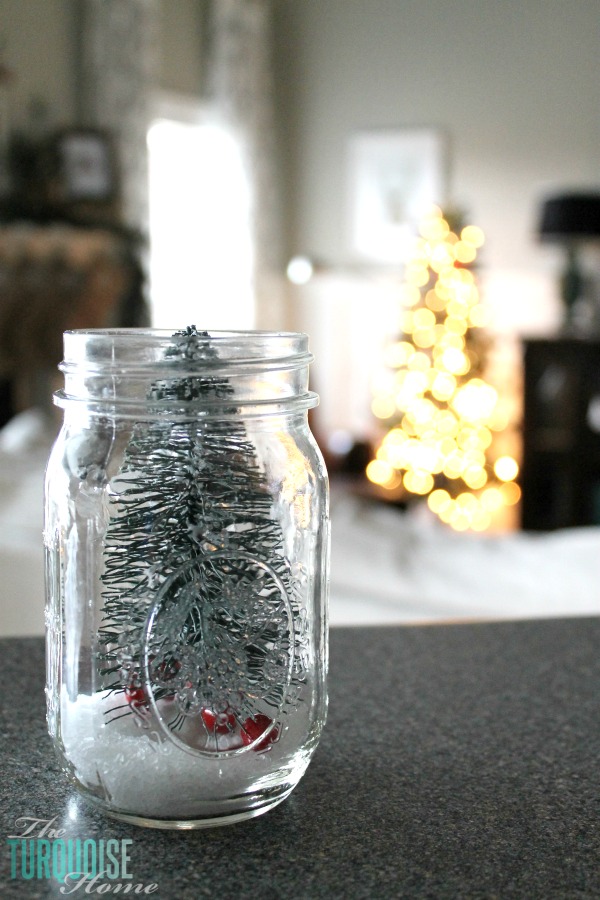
[6,816,158,894]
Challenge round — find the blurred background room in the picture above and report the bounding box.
[1,0,599,636]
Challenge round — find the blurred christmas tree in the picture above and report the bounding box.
[366,207,520,531]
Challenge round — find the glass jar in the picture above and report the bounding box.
[45,327,329,829]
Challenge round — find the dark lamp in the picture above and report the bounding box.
[539,193,600,241]
[538,192,600,330]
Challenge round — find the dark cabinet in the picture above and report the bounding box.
[521,338,600,529]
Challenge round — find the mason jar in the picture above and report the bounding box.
[44,327,329,829]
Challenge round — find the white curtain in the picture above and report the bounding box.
[206,0,283,328]
[78,0,158,234]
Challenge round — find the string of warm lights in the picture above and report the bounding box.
[366,207,520,532]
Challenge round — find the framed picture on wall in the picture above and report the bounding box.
[348,128,446,263]
[54,129,117,203]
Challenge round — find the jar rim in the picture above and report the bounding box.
[53,394,319,419]
[63,328,308,338]
[60,329,313,371]
[56,328,318,417]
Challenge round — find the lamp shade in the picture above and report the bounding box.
[539,193,600,240]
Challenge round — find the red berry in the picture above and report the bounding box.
[241,714,279,751]
[154,658,182,682]
[125,685,147,709]
[201,707,237,735]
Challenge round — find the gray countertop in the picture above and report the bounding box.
[1,619,599,899]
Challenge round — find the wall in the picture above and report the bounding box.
[0,0,204,136]
[0,0,78,134]
[272,0,600,438]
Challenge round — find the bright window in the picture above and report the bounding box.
[147,105,254,331]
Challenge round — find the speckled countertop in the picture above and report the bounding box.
[1,619,599,899]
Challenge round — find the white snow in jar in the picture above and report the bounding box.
[59,689,298,819]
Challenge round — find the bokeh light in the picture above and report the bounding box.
[367,208,519,531]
